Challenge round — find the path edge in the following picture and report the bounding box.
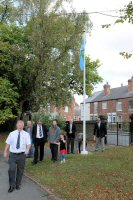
[24,172,64,200]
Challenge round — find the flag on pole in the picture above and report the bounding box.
[80,35,85,71]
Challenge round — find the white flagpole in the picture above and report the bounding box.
[81,32,88,155]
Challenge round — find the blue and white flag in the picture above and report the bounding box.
[80,35,85,70]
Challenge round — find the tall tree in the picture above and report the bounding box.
[0,22,38,116]
[0,0,103,120]
[17,0,100,108]
[0,77,19,124]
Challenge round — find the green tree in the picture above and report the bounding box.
[85,57,103,95]
[0,22,37,117]
[0,0,103,120]
[0,77,19,124]
[32,112,66,130]
[17,0,101,107]
[0,0,19,23]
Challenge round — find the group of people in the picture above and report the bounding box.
[3,117,107,193]
[3,119,76,193]
[25,119,77,164]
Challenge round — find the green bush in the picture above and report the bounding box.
[32,112,66,131]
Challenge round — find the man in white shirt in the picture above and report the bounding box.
[4,120,31,193]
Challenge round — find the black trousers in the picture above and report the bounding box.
[8,153,25,187]
[104,135,107,144]
[34,138,45,163]
[50,143,58,161]
[78,141,82,154]
[67,137,74,153]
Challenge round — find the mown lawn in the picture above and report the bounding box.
[26,147,133,200]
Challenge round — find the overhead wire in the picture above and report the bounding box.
[0,5,122,18]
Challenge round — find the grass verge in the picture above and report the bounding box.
[26,146,133,200]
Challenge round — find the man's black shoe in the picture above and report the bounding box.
[8,186,15,193]
[32,161,37,165]
[16,185,21,190]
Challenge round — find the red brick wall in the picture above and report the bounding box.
[59,97,75,121]
[119,98,133,121]
[90,97,133,122]
[128,77,133,92]
[50,97,75,121]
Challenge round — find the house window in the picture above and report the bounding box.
[118,116,122,129]
[108,113,117,123]
[116,101,122,111]
[65,106,69,113]
[102,102,107,109]
[74,116,79,121]
[117,116,122,123]
[94,115,98,120]
[94,102,98,114]
[129,100,133,110]
[90,116,93,121]
[112,115,116,123]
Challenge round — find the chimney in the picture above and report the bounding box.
[128,76,133,93]
[121,83,123,87]
[103,82,111,96]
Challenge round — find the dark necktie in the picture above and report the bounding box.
[16,131,20,149]
[70,124,72,133]
[39,126,42,137]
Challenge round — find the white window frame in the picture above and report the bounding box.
[102,101,107,109]
[108,113,117,123]
[94,102,98,114]
[117,116,122,123]
[129,100,133,110]
[65,106,69,113]
[116,101,122,111]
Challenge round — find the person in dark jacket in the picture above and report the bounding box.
[25,121,34,157]
[32,120,48,164]
[94,118,107,151]
[65,119,76,154]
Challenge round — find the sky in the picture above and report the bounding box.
[66,0,133,104]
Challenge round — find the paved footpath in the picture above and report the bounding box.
[0,155,58,200]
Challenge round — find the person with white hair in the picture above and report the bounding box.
[3,120,31,193]
[25,120,34,157]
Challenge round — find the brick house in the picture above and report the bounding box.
[74,102,81,121]
[50,97,76,121]
[83,76,133,122]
